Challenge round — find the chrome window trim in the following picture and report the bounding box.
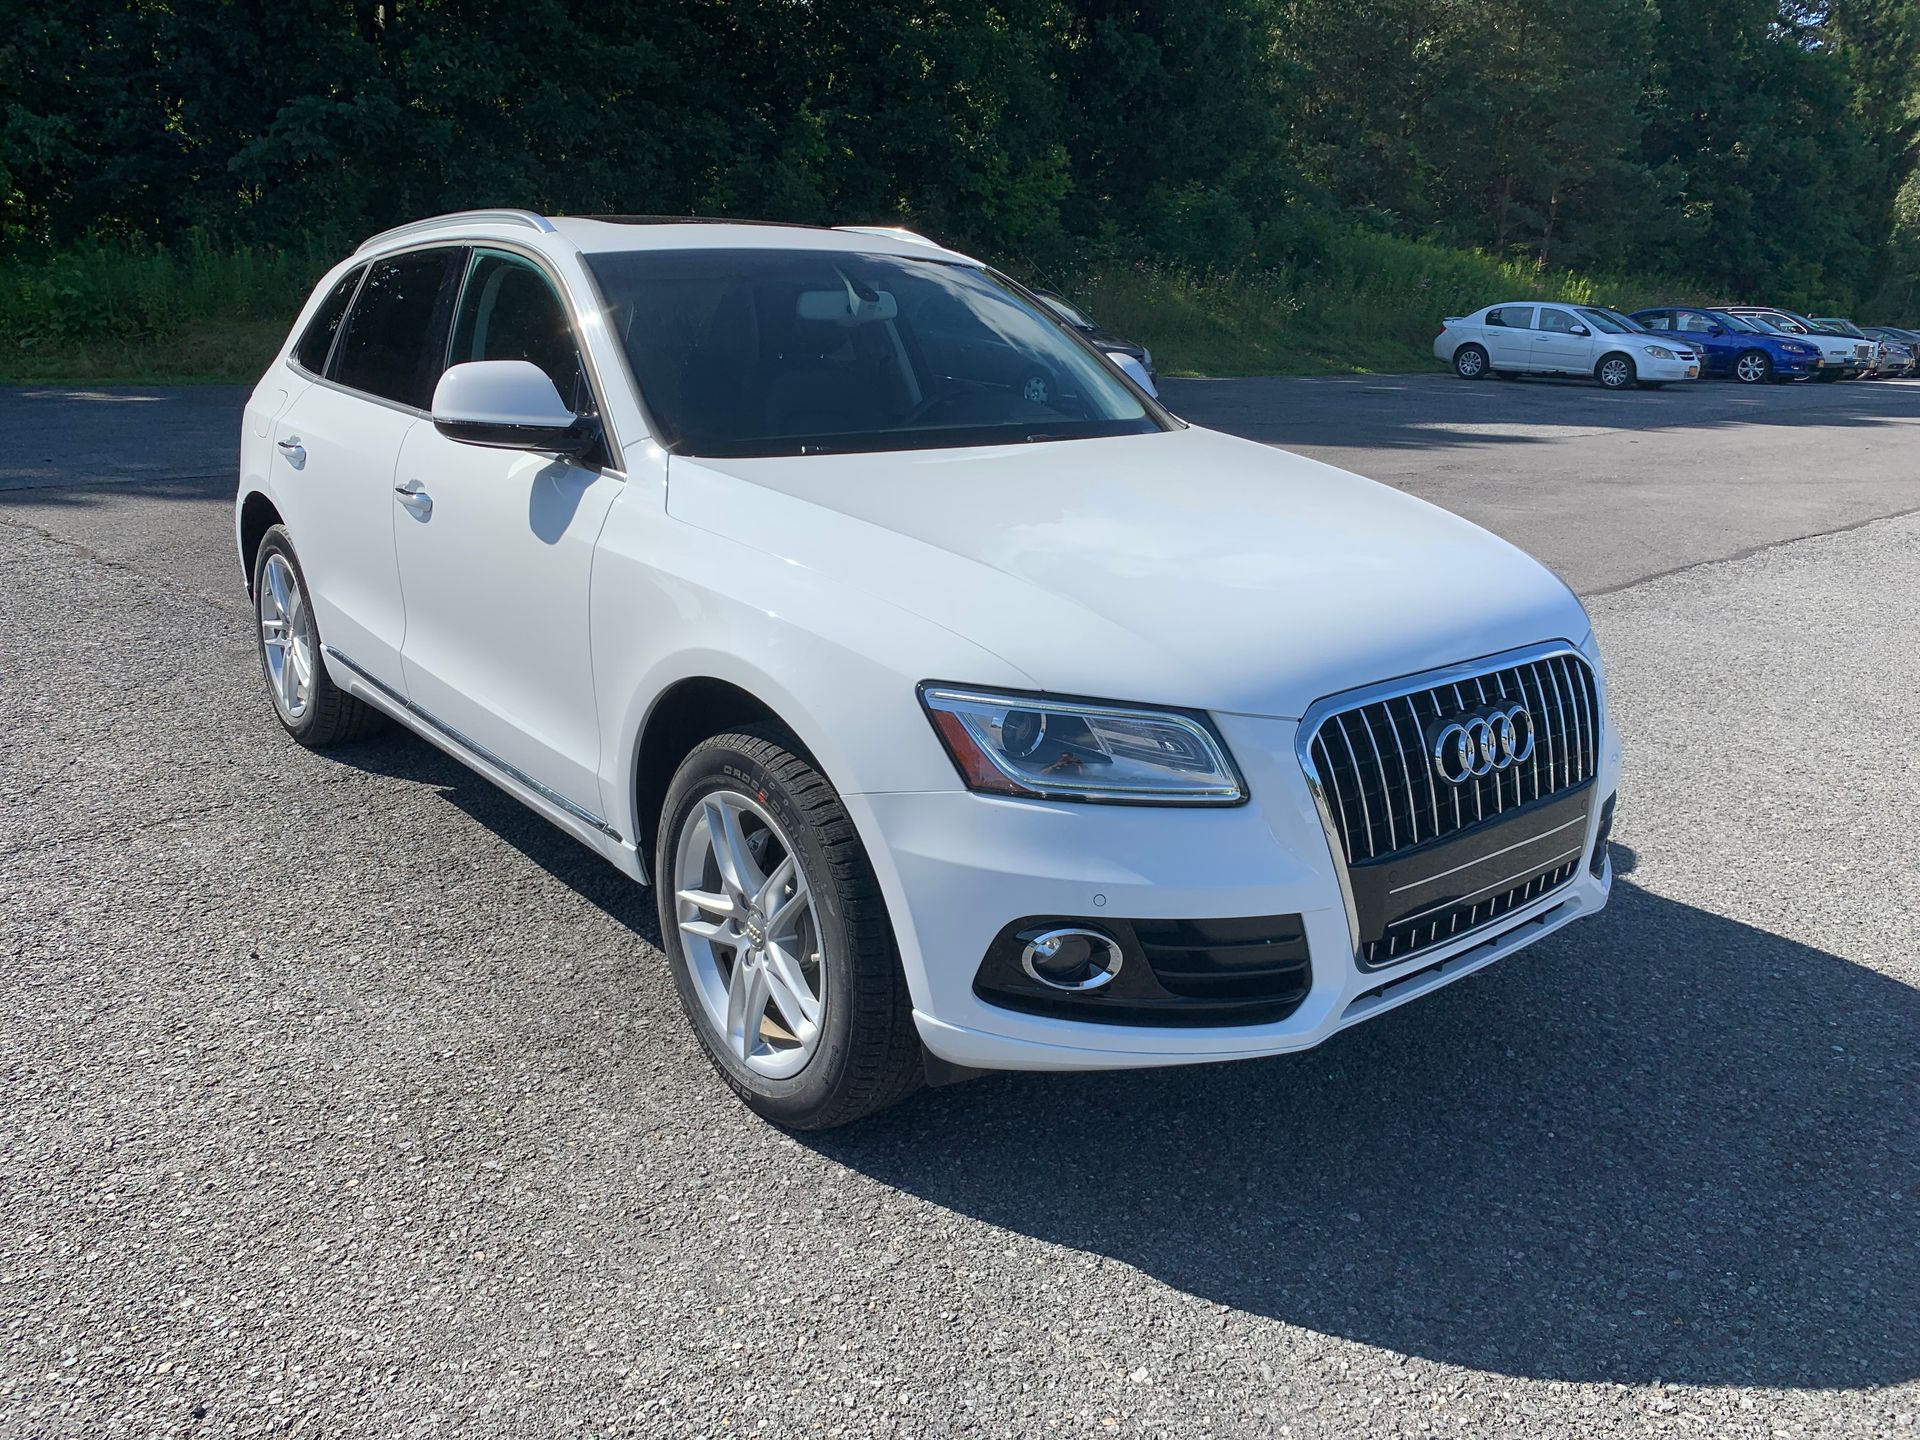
[323,644,622,842]
[1294,639,1598,968]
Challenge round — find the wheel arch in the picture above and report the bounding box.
[630,674,828,870]
[238,490,283,595]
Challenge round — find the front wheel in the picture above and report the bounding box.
[1596,353,1637,390]
[656,727,921,1129]
[1734,351,1773,385]
[1453,344,1491,380]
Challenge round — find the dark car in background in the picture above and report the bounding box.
[1035,291,1156,385]
[1629,306,1822,384]
[1862,325,1920,375]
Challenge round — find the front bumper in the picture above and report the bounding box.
[848,697,1622,1073]
[1641,355,1701,381]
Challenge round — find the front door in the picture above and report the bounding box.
[1530,307,1595,374]
[391,248,621,821]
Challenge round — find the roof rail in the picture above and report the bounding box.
[356,209,556,254]
[834,225,942,249]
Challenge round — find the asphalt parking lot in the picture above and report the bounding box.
[3,373,1918,1437]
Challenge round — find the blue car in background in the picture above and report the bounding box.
[1628,306,1822,384]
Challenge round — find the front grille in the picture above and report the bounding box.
[1302,649,1600,968]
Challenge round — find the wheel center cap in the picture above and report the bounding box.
[744,912,767,949]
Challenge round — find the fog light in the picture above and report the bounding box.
[1018,927,1124,991]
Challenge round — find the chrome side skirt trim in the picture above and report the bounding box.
[322,644,622,842]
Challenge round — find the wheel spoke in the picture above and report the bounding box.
[725,957,772,1060]
[764,873,810,944]
[260,618,286,642]
[703,796,761,902]
[679,915,738,950]
[753,854,795,913]
[676,886,735,920]
[278,649,300,709]
[762,940,821,1035]
[266,557,291,614]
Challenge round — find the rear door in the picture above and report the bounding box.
[1530,307,1595,374]
[1482,306,1534,368]
[270,246,465,690]
[390,247,620,819]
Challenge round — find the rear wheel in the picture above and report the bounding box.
[1453,344,1490,380]
[252,526,384,747]
[1596,353,1636,390]
[657,727,921,1129]
[1733,351,1773,385]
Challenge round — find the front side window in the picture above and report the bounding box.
[333,247,463,409]
[294,266,364,374]
[450,250,589,411]
[585,248,1160,457]
[1538,308,1581,334]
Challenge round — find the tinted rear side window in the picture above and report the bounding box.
[293,267,363,374]
[333,248,463,408]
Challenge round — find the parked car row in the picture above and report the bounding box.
[1434,300,1919,390]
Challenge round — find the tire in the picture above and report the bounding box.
[655,726,921,1129]
[1596,353,1636,390]
[1733,351,1773,385]
[252,525,384,747]
[1453,344,1490,380]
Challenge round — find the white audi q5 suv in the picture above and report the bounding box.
[237,211,1620,1128]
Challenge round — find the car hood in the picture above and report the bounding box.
[666,426,1590,719]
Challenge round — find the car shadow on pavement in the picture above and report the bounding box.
[808,848,1919,1390]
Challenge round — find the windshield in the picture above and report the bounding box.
[1041,295,1096,329]
[584,249,1159,457]
[1816,318,1867,338]
[1712,311,1761,333]
[1741,312,1798,335]
[1577,307,1641,334]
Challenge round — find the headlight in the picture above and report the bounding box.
[919,686,1245,804]
[1644,346,1676,360]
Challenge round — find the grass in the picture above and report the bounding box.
[0,239,328,385]
[0,223,1709,384]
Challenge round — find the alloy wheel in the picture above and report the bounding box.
[259,552,314,721]
[1736,354,1768,384]
[673,789,826,1079]
[1600,358,1632,389]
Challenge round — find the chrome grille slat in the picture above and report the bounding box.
[1299,649,1601,969]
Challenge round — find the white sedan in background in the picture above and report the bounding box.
[1436,303,1700,390]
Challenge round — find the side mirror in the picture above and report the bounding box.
[432,360,596,455]
[1571,324,1591,337]
[1105,350,1158,397]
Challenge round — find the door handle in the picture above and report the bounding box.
[277,436,306,470]
[394,479,432,519]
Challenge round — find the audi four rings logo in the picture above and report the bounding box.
[1431,705,1535,784]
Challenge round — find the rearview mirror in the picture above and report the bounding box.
[796,288,899,324]
[432,360,597,455]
